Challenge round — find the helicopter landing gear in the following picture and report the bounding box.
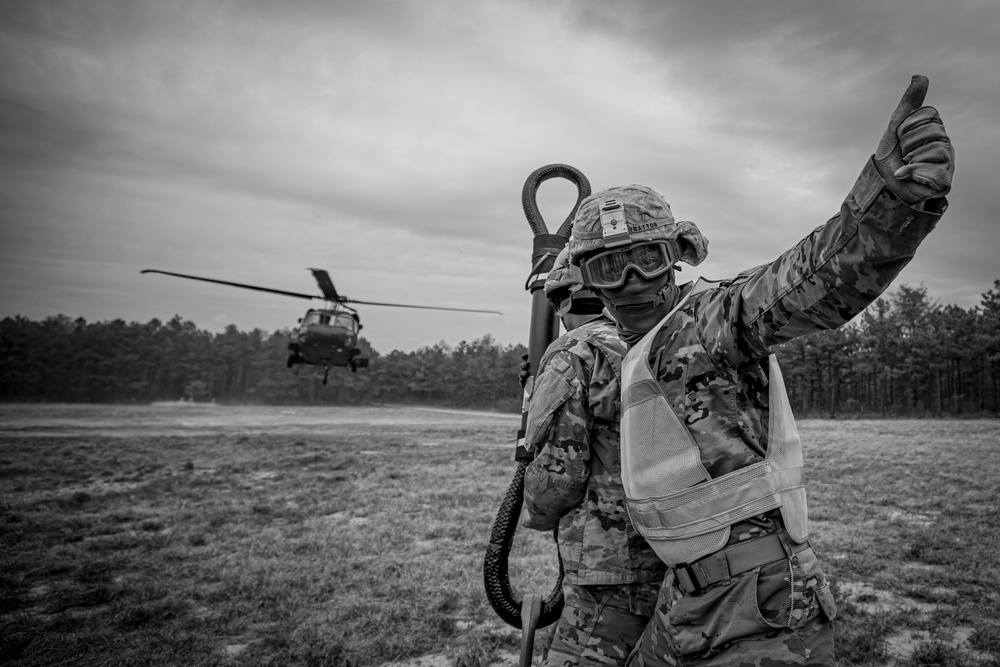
[349,359,358,373]
[322,366,330,385]
[287,345,303,369]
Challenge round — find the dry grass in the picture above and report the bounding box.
[0,409,553,666]
[803,420,1000,667]
[1,409,999,666]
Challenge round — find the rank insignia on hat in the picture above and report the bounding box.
[599,198,631,248]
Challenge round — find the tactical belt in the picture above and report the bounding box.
[674,533,811,594]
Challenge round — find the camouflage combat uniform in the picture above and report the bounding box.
[522,316,667,666]
[625,159,947,666]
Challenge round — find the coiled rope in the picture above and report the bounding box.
[483,164,591,662]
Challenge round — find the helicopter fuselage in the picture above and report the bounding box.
[286,308,369,372]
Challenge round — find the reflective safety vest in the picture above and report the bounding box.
[619,282,809,566]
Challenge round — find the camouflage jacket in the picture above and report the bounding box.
[628,159,945,654]
[639,159,945,480]
[521,317,667,586]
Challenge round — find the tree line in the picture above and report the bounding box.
[2,281,998,417]
[776,281,1000,417]
[0,314,527,411]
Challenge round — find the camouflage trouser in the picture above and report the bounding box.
[625,547,837,666]
[541,581,660,667]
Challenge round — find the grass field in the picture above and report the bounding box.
[1,405,999,666]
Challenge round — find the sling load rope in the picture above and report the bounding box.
[483,164,591,662]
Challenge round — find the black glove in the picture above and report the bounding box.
[874,75,955,205]
[518,353,530,389]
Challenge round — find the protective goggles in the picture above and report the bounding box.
[579,242,676,289]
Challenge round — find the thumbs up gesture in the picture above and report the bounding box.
[874,75,954,204]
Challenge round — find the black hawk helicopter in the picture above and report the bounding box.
[142,268,501,384]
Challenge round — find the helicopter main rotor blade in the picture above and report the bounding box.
[344,298,502,315]
[308,268,341,301]
[141,269,318,300]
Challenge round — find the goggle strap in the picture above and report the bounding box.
[608,281,675,309]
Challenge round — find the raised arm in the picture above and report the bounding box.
[725,76,955,357]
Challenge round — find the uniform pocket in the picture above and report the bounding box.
[546,585,605,660]
[524,357,574,449]
[757,546,837,631]
[665,568,777,657]
[815,582,837,621]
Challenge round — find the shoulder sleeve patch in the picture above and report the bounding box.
[524,354,576,450]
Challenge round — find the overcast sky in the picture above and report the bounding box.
[2,0,997,354]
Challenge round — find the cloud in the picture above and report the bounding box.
[1,0,997,353]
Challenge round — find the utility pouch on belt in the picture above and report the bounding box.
[619,280,809,566]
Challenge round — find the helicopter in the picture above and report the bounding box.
[141,268,501,384]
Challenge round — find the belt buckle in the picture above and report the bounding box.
[676,562,704,594]
[676,550,732,595]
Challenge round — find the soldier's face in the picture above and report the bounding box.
[596,267,675,335]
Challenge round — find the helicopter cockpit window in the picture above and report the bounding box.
[302,311,322,326]
[333,313,358,331]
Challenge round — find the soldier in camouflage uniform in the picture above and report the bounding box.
[521,247,667,666]
[565,76,955,666]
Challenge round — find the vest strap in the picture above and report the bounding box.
[627,465,805,533]
[674,532,811,594]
